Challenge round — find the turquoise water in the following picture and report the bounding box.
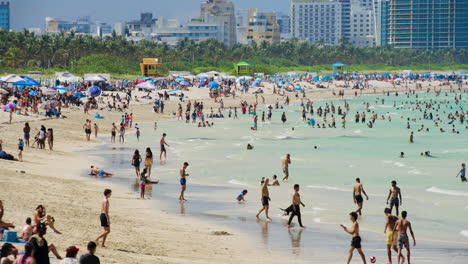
[90,91,468,262]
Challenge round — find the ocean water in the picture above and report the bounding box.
[88,91,468,263]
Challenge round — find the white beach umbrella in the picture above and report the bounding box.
[136,81,157,90]
[1,74,25,83]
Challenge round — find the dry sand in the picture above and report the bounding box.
[0,79,457,263]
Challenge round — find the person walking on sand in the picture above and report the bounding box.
[160,133,170,161]
[384,208,402,264]
[83,120,91,141]
[341,212,367,264]
[256,178,271,221]
[110,123,116,143]
[393,211,416,264]
[386,181,402,216]
[456,163,466,182]
[282,154,291,181]
[179,162,189,201]
[95,189,111,248]
[94,123,99,138]
[288,184,305,229]
[353,178,369,216]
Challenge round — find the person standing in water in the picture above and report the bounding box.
[179,162,189,201]
[110,123,116,143]
[384,208,401,264]
[256,178,271,221]
[353,178,369,216]
[95,189,111,248]
[341,212,367,264]
[394,211,416,264]
[456,163,466,182]
[160,133,170,161]
[288,184,305,229]
[409,132,414,143]
[282,154,291,181]
[386,181,402,216]
[281,112,287,124]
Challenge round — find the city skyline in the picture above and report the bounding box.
[11,0,287,31]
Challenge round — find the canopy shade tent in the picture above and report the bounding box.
[56,72,83,83]
[135,81,157,89]
[84,75,106,82]
[14,76,40,86]
[1,74,25,83]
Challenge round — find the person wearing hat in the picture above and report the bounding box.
[60,246,80,264]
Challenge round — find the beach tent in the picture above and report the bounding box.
[87,86,102,97]
[56,72,82,83]
[1,74,25,83]
[84,74,108,82]
[136,81,156,89]
[322,75,332,81]
[14,76,40,86]
[312,76,320,82]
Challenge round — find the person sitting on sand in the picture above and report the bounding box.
[29,223,62,262]
[90,166,113,177]
[270,175,280,186]
[33,205,61,234]
[60,246,80,264]
[140,168,159,199]
[0,201,15,230]
[79,242,100,264]
[236,190,248,202]
[19,217,34,242]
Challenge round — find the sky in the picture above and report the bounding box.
[11,0,289,31]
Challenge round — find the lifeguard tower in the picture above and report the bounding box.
[140,58,163,77]
[330,62,347,73]
[235,61,254,76]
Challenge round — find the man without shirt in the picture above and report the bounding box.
[353,178,369,216]
[386,181,402,216]
[282,154,291,181]
[256,178,271,221]
[384,208,402,264]
[393,211,416,264]
[341,212,367,264]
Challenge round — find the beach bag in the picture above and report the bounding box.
[2,230,18,242]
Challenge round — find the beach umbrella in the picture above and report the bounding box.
[175,77,184,82]
[87,86,102,97]
[39,100,58,110]
[0,88,8,94]
[84,75,106,82]
[208,82,219,89]
[294,86,303,90]
[322,75,332,81]
[180,81,190,86]
[42,88,57,95]
[136,81,156,90]
[2,103,16,110]
[29,91,38,96]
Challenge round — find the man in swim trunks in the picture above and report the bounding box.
[341,212,367,264]
[95,189,111,247]
[282,154,291,181]
[160,133,170,161]
[90,166,113,177]
[353,178,369,216]
[179,162,189,201]
[256,178,271,221]
[384,208,401,264]
[111,123,117,143]
[83,120,92,141]
[393,211,416,264]
[456,163,466,182]
[288,184,305,229]
[386,181,402,216]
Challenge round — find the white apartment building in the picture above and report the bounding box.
[290,0,343,45]
[349,0,378,46]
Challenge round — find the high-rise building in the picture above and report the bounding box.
[389,0,468,49]
[152,17,221,46]
[376,0,389,46]
[200,0,237,45]
[349,0,377,46]
[245,8,281,45]
[0,1,10,30]
[127,13,157,36]
[339,0,351,41]
[114,21,126,36]
[236,9,249,44]
[45,16,93,34]
[276,12,291,40]
[290,0,343,45]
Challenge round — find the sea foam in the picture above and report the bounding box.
[426,187,468,197]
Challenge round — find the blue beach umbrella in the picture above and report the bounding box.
[180,81,190,86]
[72,92,86,98]
[312,76,320,82]
[208,81,219,89]
[87,86,102,97]
[294,86,303,90]
[29,91,38,96]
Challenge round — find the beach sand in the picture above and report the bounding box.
[0,79,458,263]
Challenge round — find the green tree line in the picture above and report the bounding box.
[0,30,467,75]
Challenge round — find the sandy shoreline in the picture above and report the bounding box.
[0,79,463,263]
